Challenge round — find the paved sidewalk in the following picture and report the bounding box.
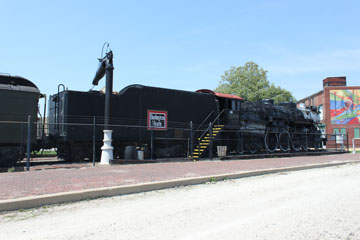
[1,153,359,202]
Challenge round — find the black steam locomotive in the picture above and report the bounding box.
[0,74,324,167]
[47,84,323,161]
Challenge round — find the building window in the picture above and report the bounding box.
[341,128,347,137]
[355,128,360,138]
[333,128,339,134]
[318,104,323,121]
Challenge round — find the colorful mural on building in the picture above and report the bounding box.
[330,89,360,124]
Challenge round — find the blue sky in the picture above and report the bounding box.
[1,0,359,101]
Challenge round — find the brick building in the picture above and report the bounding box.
[297,77,360,149]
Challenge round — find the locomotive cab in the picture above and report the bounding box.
[218,97,242,111]
[195,89,243,121]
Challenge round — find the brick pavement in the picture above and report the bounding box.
[0,154,359,201]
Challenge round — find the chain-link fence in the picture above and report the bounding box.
[45,119,195,163]
[38,120,351,162]
[193,129,337,160]
[210,131,348,155]
[324,133,349,152]
[0,116,351,169]
[0,120,29,169]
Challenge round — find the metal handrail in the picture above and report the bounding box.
[196,110,214,130]
[198,109,225,141]
[55,84,66,129]
[212,109,226,126]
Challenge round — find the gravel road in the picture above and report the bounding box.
[1,163,360,240]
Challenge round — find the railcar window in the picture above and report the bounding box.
[237,101,241,110]
[227,99,231,109]
[231,100,236,110]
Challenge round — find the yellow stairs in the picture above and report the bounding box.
[192,125,224,161]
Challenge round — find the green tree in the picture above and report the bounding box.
[215,62,296,103]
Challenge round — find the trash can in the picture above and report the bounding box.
[137,150,144,160]
[336,134,344,151]
[217,146,227,157]
[124,146,136,159]
[336,134,344,144]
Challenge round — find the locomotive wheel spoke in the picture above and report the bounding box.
[291,133,302,152]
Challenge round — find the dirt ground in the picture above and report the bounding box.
[1,163,360,240]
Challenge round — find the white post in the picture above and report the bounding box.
[100,130,114,164]
[353,138,360,154]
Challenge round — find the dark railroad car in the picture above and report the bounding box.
[0,75,41,167]
[48,84,219,160]
[47,83,323,162]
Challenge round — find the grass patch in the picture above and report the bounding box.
[41,151,57,155]
[209,177,217,183]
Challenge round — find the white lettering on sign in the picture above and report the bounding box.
[147,110,167,130]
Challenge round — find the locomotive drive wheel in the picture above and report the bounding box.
[302,134,309,151]
[278,131,290,152]
[264,132,278,152]
[290,133,302,152]
[246,142,258,154]
[245,136,262,154]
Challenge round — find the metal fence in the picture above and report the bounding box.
[0,117,351,169]
[0,118,31,169]
[324,133,350,152]
[194,129,349,160]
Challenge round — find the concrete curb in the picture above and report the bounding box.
[0,160,359,212]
